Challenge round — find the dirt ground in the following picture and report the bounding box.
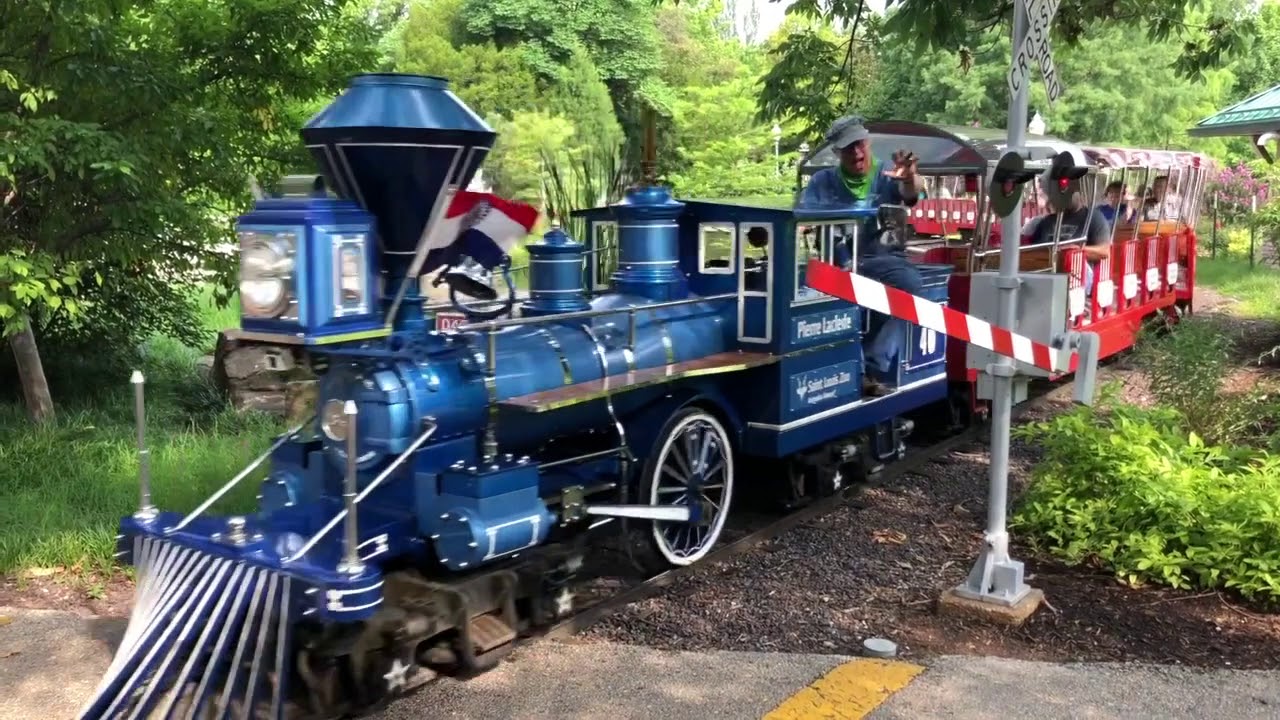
[5,284,1279,672]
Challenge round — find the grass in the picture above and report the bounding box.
[1195,254,1280,319]
[0,283,286,578]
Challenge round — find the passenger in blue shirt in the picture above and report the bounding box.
[1096,180,1131,225]
[798,115,926,396]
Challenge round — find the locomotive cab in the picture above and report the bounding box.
[571,195,954,458]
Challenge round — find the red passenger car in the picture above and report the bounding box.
[796,121,1210,421]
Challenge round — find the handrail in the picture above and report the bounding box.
[453,292,737,333]
[165,418,314,534]
[283,419,439,565]
[420,286,614,314]
[970,237,1087,259]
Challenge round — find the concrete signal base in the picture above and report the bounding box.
[936,587,1045,627]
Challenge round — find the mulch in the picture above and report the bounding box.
[580,433,1280,670]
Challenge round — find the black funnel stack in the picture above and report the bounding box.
[301,73,496,256]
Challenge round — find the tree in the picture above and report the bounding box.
[542,51,625,160]
[1230,1,1280,99]
[864,21,1239,158]
[1,0,386,421]
[659,0,1257,140]
[485,110,578,202]
[460,0,665,89]
[389,0,542,119]
[755,12,882,142]
[459,0,674,131]
[667,79,792,198]
[389,1,623,187]
[879,0,1254,81]
[654,1,748,90]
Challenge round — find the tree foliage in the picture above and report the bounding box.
[660,0,1259,147]
[459,0,673,112]
[880,0,1255,81]
[1,0,388,361]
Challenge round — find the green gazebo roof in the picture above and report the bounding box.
[1189,84,1280,137]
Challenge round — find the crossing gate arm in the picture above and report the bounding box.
[805,258,1075,374]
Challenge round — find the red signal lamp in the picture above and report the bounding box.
[1057,176,1071,191]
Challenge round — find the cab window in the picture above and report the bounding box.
[794,223,856,304]
[740,223,771,294]
[698,222,735,274]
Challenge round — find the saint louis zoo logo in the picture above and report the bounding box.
[794,367,853,406]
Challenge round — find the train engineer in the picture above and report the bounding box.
[796,114,927,396]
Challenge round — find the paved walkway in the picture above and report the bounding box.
[3,607,1279,720]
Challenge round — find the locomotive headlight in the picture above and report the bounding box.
[239,230,297,318]
[320,398,349,442]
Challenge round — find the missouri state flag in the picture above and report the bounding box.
[420,190,540,274]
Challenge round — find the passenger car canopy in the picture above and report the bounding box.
[1080,146,1211,169]
[799,120,1094,178]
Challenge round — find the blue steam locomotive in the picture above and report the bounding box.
[80,73,953,718]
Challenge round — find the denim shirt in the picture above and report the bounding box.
[797,167,923,257]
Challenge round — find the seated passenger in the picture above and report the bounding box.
[1022,173,1112,299]
[1148,175,1183,221]
[798,115,926,396]
[1097,180,1132,225]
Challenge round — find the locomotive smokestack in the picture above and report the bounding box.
[301,74,496,324]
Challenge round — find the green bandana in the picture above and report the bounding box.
[838,156,877,200]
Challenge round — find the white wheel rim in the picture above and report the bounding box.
[648,412,734,566]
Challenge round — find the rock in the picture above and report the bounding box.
[212,329,318,419]
[286,381,318,424]
[222,345,293,381]
[231,389,288,416]
[196,355,215,380]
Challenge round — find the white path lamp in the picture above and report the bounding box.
[1028,111,1046,136]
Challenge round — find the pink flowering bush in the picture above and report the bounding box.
[1206,163,1270,226]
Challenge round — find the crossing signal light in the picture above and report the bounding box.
[987,151,1037,218]
[1044,150,1090,208]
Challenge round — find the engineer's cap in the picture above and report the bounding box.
[826,115,870,150]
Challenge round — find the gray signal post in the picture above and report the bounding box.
[943,0,1064,620]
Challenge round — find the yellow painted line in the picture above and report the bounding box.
[763,658,925,720]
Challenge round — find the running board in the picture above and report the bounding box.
[583,504,697,522]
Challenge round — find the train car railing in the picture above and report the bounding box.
[909,197,1048,239]
[452,292,738,343]
[1057,231,1185,332]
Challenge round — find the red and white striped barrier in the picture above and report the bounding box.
[805,259,1067,373]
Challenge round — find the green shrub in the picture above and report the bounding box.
[1012,397,1280,602]
[1132,315,1280,448]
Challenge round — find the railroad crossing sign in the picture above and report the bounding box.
[1008,0,1064,105]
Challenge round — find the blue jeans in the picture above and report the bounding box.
[859,252,924,377]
